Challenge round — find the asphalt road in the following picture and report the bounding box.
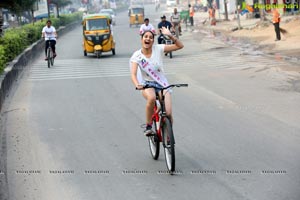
[1,4,300,200]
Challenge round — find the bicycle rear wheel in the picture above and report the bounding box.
[50,51,54,66]
[47,48,51,68]
[162,117,175,173]
[148,118,160,160]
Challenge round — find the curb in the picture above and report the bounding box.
[0,21,80,112]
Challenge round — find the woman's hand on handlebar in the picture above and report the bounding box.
[136,84,144,90]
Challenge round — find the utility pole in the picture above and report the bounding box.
[224,0,229,20]
[47,0,50,19]
[236,0,241,29]
[0,9,3,36]
[259,0,266,21]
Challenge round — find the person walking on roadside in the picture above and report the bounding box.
[272,3,281,41]
[208,6,216,26]
[188,4,194,27]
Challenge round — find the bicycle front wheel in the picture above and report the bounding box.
[148,118,160,160]
[47,48,51,68]
[50,51,54,66]
[162,117,175,173]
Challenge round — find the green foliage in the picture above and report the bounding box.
[2,0,38,15]
[0,12,82,73]
[22,24,42,44]
[0,45,7,72]
[1,29,28,61]
[59,12,82,26]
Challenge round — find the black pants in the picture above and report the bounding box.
[45,40,56,55]
[158,34,164,44]
[273,23,281,40]
[189,16,194,26]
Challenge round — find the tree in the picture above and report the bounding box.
[1,0,38,23]
[0,0,14,8]
[51,0,73,18]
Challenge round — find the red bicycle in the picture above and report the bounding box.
[140,83,188,173]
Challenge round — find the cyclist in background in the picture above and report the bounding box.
[157,15,172,44]
[42,20,57,60]
[139,18,156,35]
[170,8,182,36]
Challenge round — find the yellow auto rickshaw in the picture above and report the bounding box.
[82,14,115,58]
[128,5,144,27]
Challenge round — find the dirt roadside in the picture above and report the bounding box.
[193,12,300,72]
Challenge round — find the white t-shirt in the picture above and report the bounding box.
[130,44,165,83]
[42,26,56,41]
[171,13,180,23]
[139,23,155,34]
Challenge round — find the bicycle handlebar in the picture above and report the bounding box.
[136,83,188,90]
[42,36,57,40]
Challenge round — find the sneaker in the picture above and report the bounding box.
[44,57,48,60]
[144,125,153,137]
[53,53,57,58]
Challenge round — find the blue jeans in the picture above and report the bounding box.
[144,81,163,93]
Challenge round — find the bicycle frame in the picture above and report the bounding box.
[142,83,188,137]
[152,92,167,143]
[142,83,188,173]
[45,37,55,68]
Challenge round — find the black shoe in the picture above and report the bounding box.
[144,125,153,136]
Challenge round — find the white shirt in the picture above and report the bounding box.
[171,13,180,23]
[42,26,56,41]
[139,23,156,34]
[130,44,165,83]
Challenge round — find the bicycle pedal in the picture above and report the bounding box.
[144,131,156,137]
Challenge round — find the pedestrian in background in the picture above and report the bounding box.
[272,3,281,41]
[208,6,216,26]
[188,4,194,27]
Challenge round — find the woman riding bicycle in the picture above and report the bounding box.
[130,27,183,136]
[42,20,57,60]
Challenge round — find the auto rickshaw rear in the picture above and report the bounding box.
[128,5,144,27]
